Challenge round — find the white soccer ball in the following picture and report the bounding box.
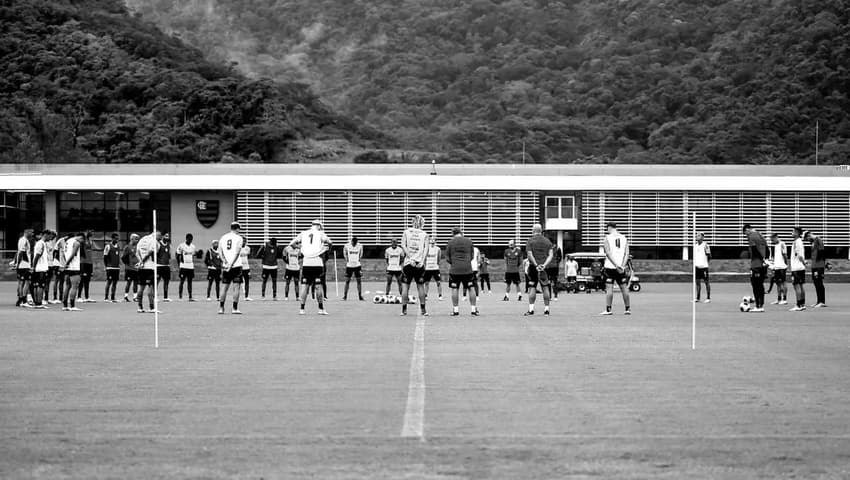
[739,301,752,312]
[409,295,418,303]
[373,295,382,304]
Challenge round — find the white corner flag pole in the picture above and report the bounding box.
[153,209,159,349]
[692,211,696,350]
[333,250,340,298]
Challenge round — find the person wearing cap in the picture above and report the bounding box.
[218,222,245,314]
[743,224,768,313]
[289,219,332,315]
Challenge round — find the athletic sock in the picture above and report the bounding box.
[544,306,549,313]
[232,302,238,310]
[318,302,324,310]
[220,300,225,308]
[453,306,459,313]
[606,306,612,313]
[420,304,426,314]
[528,305,534,313]
[300,303,305,309]
[402,304,407,314]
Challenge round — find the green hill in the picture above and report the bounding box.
[0,0,392,163]
[125,0,850,164]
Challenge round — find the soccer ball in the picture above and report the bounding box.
[409,295,418,303]
[373,295,382,304]
[739,296,755,312]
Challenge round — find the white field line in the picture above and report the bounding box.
[401,315,426,439]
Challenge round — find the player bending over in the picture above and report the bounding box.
[400,215,430,316]
[600,222,631,315]
[343,236,364,301]
[291,219,331,315]
[524,224,553,316]
[218,223,245,314]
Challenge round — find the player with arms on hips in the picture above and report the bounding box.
[503,240,522,301]
[694,232,711,303]
[445,227,478,316]
[176,233,197,301]
[789,227,807,311]
[31,230,56,309]
[601,222,631,315]
[422,237,443,301]
[290,219,332,315]
[218,222,245,315]
[524,224,553,316]
[769,233,788,305]
[342,236,364,301]
[384,239,404,296]
[743,224,768,313]
[400,215,430,316]
[135,230,161,314]
[14,228,34,308]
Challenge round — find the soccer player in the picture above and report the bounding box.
[478,252,491,293]
[283,241,301,300]
[694,232,711,303]
[463,246,481,300]
[31,230,55,309]
[564,255,579,293]
[122,234,140,302]
[290,219,332,315]
[503,240,522,301]
[445,227,478,316]
[135,230,160,313]
[524,224,553,316]
[805,230,827,308]
[240,237,253,301]
[258,238,280,300]
[177,233,197,301]
[342,236,364,301]
[789,227,807,311]
[400,215,430,316]
[743,224,768,313]
[769,233,788,305]
[45,233,59,305]
[546,241,562,301]
[78,230,95,303]
[601,222,631,315]
[205,240,222,301]
[423,237,443,301]
[103,233,122,302]
[384,239,404,296]
[61,232,85,312]
[54,233,71,305]
[157,233,172,302]
[218,222,245,314]
[590,258,604,293]
[14,228,34,308]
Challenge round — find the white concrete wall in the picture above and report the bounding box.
[170,191,235,251]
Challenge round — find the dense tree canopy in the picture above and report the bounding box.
[126,0,850,164]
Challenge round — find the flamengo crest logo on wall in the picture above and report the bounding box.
[196,200,219,228]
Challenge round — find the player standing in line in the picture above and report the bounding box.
[257,238,280,300]
[546,240,562,301]
[291,219,332,315]
[342,236,364,301]
[31,230,55,309]
[218,223,245,315]
[564,255,579,293]
[157,233,172,302]
[445,227,478,316]
[422,237,443,301]
[694,232,711,303]
[50,233,67,304]
[44,233,58,305]
[239,237,253,301]
[176,233,197,301]
[804,230,827,308]
[103,233,122,303]
[769,233,788,305]
[78,230,95,303]
[135,230,160,313]
[400,215,430,316]
[789,227,807,311]
[122,234,140,302]
[384,239,404,296]
[478,252,491,294]
[61,232,85,312]
[14,228,34,308]
[600,222,631,315]
[743,224,768,313]
[283,241,301,301]
[524,224,553,316]
[205,240,222,301]
[503,240,522,301]
[464,246,481,300]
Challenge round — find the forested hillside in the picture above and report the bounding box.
[126,0,850,164]
[0,0,391,163]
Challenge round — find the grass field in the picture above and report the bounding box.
[1,281,849,479]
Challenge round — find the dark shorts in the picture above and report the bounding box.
[65,269,81,279]
[402,264,426,285]
[125,269,138,282]
[345,266,362,279]
[479,273,490,280]
[31,271,47,287]
[16,268,31,281]
[792,270,806,285]
[207,269,221,281]
[284,269,300,280]
[386,270,403,279]
[526,266,550,288]
[301,266,324,285]
[448,273,475,289]
[604,268,625,284]
[750,267,767,282]
[566,276,577,283]
[106,269,120,282]
[422,270,441,282]
[138,269,155,286]
[48,266,59,277]
[261,268,278,280]
[222,267,243,284]
[696,267,709,280]
[81,263,93,278]
[545,268,559,283]
[179,268,195,280]
[773,269,787,282]
[157,266,171,280]
[504,271,521,284]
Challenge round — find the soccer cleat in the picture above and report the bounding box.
[770,300,780,305]
[400,311,407,316]
[502,295,509,301]
[245,297,253,302]
[462,296,467,302]
[523,311,534,316]
[599,310,613,316]
[543,310,550,316]
[471,310,480,316]
[207,297,212,301]
[694,299,700,303]
[150,309,162,314]
[342,296,347,301]
[451,311,459,316]
[778,300,787,305]
[813,303,827,308]
[318,309,329,315]
[359,296,365,301]
[69,307,83,312]
[750,307,765,313]
[62,307,70,311]
[162,298,172,303]
[517,295,522,301]
[438,296,443,301]
[232,310,243,315]
[789,306,806,312]
[36,304,48,310]
[299,309,306,315]
[51,300,62,305]
[86,298,96,303]
[217,308,224,315]
[137,308,145,313]
[188,298,196,302]
[703,299,711,303]
[624,310,632,315]
[553,297,558,302]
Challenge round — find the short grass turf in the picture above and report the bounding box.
[1,281,849,479]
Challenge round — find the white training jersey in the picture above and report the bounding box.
[385,246,403,271]
[33,239,50,273]
[694,242,710,269]
[240,245,250,269]
[284,246,301,271]
[177,243,196,269]
[565,260,578,277]
[790,238,806,271]
[17,236,31,269]
[55,238,67,266]
[402,227,429,267]
[345,243,363,268]
[773,241,788,269]
[64,238,81,271]
[604,233,628,269]
[136,234,158,270]
[425,245,441,271]
[219,232,244,270]
[293,228,329,267]
[471,247,480,272]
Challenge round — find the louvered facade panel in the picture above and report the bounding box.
[769,192,798,238]
[630,192,659,246]
[713,192,743,246]
[352,191,379,244]
[461,191,491,245]
[824,192,850,245]
[742,192,769,241]
[516,192,539,247]
[377,191,406,243]
[659,192,686,245]
[322,191,349,243]
[581,191,603,248]
[798,192,825,239]
[435,191,463,242]
[492,192,522,245]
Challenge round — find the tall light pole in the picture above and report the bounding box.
[815,121,819,166]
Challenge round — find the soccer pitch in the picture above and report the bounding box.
[1,281,849,479]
